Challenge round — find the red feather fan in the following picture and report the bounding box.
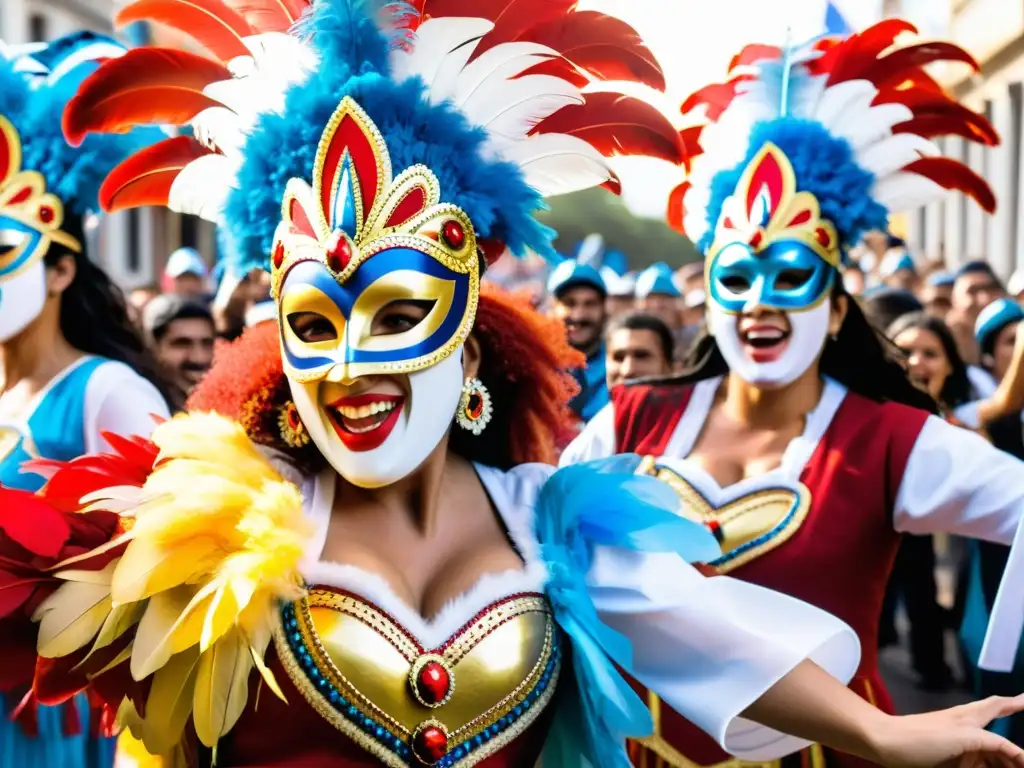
[532,92,684,165]
[99,136,212,213]
[667,180,690,234]
[63,49,230,146]
[116,0,254,62]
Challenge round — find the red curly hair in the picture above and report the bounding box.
[187,283,583,468]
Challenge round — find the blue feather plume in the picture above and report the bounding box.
[222,0,554,276]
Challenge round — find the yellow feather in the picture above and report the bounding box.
[76,600,146,668]
[50,532,133,571]
[151,412,282,485]
[131,586,207,680]
[87,642,132,680]
[243,615,287,704]
[192,626,253,748]
[35,563,116,658]
[140,646,201,755]
[111,534,223,605]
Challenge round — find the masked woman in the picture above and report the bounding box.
[2,4,1024,768]
[563,20,1024,768]
[0,32,170,768]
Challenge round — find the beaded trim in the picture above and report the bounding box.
[274,590,561,767]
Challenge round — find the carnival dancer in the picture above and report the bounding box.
[1,3,1023,767]
[0,31,170,768]
[562,20,1024,768]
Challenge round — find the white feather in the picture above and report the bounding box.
[168,154,239,223]
[453,42,561,108]
[389,18,494,87]
[242,32,318,79]
[814,80,878,132]
[871,172,947,212]
[498,134,613,197]
[856,134,938,180]
[191,107,244,158]
[461,74,583,140]
[837,103,914,152]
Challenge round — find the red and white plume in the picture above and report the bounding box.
[63,0,682,223]
[668,19,998,242]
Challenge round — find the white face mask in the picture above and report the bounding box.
[289,349,465,489]
[0,260,46,343]
[708,299,832,388]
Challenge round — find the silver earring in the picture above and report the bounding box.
[455,377,493,435]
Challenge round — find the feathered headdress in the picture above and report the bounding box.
[63,0,683,275]
[668,20,998,260]
[0,31,163,262]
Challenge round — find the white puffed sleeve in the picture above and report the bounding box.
[83,361,171,452]
[559,402,616,466]
[587,546,861,760]
[892,414,1024,671]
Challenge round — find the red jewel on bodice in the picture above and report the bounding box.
[441,220,465,250]
[416,661,451,705]
[38,206,54,224]
[325,230,353,272]
[412,724,448,765]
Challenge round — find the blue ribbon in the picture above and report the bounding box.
[536,455,722,768]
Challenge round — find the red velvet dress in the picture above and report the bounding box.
[610,380,929,768]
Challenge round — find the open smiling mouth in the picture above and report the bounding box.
[740,325,791,363]
[326,393,404,451]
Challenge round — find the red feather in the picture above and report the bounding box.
[884,92,999,146]
[863,42,979,85]
[872,68,945,97]
[116,0,253,62]
[63,49,230,146]
[99,136,212,213]
[221,0,309,30]
[823,19,918,84]
[515,57,588,88]
[903,156,996,213]
[532,92,683,165]
[728,44,781,73]
[667,180,690,234]
[678,125,704,170]
[680,77,750,121]
[0,489,71,560]
[893,114,999,146]
[520,12,664,91]
[418,0,577,56]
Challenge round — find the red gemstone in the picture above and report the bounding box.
[749,230,762,248]
[416,662,451,705]
[441,220,465,250]
[272,241,285,269]
[467,394,483,420]
[815,227,830,248]
[38,206,54,224]
[412,724,448,765]
[286,405,300,431]
[325,230,352,272]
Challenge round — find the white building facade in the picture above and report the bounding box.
[0,0,217,290]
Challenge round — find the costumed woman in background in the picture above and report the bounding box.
[2,3,1024,767]
[562,19,1024,768]
[0,32,170,768]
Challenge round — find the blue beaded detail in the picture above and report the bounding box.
[279,600,560,766]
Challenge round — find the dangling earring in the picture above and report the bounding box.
[456,377,493,435]
[278,401,311,448]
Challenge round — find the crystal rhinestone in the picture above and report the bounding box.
[416,661,451,705]
[325,230,353,272]
[441,220,465,250]
[38,206,54,224]
[412,724,448,765]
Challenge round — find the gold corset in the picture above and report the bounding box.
[273,588,561,767]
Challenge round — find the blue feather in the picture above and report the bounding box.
[699,118,889,260]
[223,0,554,276]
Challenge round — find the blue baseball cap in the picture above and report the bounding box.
[879,250,915,278]
[927,271,955,287]
[975,298,1024,351]
[165,246,207,279]
[635,262,681,298]
[547,259,606,298]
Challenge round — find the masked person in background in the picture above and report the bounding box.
[0,32,170,768]
[564,20,1024,768]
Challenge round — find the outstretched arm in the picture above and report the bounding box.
[745,659,1024,768]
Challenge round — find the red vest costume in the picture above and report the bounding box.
[613,382,929,768]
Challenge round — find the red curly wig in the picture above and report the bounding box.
[187,283,583,469]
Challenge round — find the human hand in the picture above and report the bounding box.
[868,696,1024,768]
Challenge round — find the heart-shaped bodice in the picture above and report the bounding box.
[274,587,561,767]
[639,457,812,573]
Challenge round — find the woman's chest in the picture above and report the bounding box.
[221,585,562,767]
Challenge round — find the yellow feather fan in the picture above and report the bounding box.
[33,412,315,752]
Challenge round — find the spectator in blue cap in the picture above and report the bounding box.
[547,259,609,422]
[953,261,1005,327]
[921,272,955,321]
[634,262,681,328]
[976,298,1024,385]
[879,248,918,292]
[163,246,208,300]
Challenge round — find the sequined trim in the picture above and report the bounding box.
[273,592,561,767]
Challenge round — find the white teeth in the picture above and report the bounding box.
[337,401,397,419]
[745,329,784,340]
